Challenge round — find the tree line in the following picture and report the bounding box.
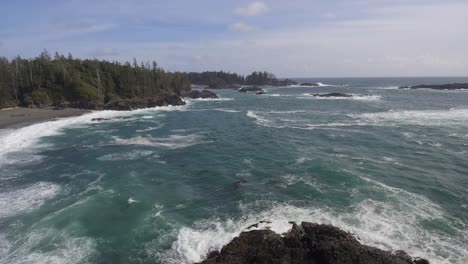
[0,50,296,108]
[0,50,191,108]
[181,71,296,88]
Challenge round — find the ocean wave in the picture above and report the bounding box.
[0,105,187,164]
[185,98,234,102]
[0,228,95,264]
[97,150,159,161]
[246,110,281,128]
[193,108,241,113]
[316,82,349,87]
[136,123,165,133]
[350,108,468,126]
[0,182,61,219]
[112,133,204,149]
[246,110,368,130]
[162,178,467,264]
[299,94,382,101]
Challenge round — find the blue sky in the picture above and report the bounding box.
[1,0,467,77]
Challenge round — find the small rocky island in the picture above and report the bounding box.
[399,83,468,90]
[239,86,264,93]
[198,222,429,264]
[182,90,219,99]
[313,93,353,98]
[300,82,319,86]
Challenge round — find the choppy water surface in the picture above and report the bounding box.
[1,77,468,264]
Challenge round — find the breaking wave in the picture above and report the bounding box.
[113,133,204,149]
[161,178,467,264]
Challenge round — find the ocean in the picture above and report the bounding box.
[1,77,468,264]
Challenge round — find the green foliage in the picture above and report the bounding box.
[181,71,285,87]
[0,51,191,108]
[30,88,51,106]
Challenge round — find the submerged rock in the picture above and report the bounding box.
[313,93,353,97]
[399,83,468,90]
[233,180,248,189]
[183,90,219,99]
[256,91,266,95]
[199,222,429,264]
[239,87,264,93]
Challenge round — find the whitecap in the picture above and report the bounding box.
[0,228,95,264]
[351,108,468,127]
[0,182,61,219]
[113,133,204,149]
[299,94,381,101]
[128,197,139,204]
[97,150,158,161]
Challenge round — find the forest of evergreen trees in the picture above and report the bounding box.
[0,50,296,108]
[182,71,297,88]
[0,50,191,108]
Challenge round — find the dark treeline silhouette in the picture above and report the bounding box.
[0,50,191,108]
[182,71,297,88]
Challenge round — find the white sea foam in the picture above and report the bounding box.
[0,105,186,164]
[278,174,322,190]
[318,82,349,87]
[351,108,468,126]
[185,98,234,102]
[163,178,468,264]
[194,108,241,113]
[128,197,140,204]
[97,150,159,161]
[246,110,278,128]
[0,229,95,264]
[0,182,61,219]
[299,94,381,101]
[136,124,165,133]
[113,133,204,149]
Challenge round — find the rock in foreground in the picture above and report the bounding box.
[199,222,429,264]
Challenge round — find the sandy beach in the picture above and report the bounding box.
[0,107,90,129]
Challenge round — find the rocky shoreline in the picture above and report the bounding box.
[199,222,429,264]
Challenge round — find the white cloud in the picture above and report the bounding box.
[235,2,269,17]
[230,22,256,32]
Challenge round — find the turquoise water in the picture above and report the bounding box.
[1,77,468,264]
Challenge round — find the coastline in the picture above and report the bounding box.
[0,107,90,129]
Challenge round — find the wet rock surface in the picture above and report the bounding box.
[313,93,353,97]
[199,222,429,264]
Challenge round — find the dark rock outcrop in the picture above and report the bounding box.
[300,82,319,86]
[227,84,242,89]
[313,93,353,97]
[199,222,429,264]
[239,87,264,93]
[399,83,468,90]
[183,90,219,99]
[103,94,185,111]
[52,101,102,110]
